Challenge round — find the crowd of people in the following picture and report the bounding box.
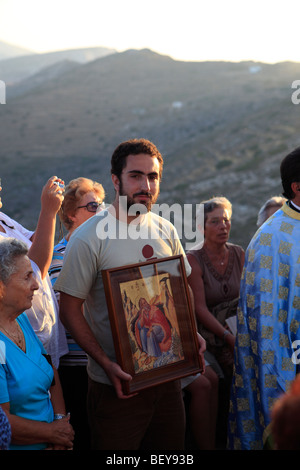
[0,138,300,451]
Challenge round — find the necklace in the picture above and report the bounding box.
[205,245,228,266]
[0,320,25,351]
[220,254,225,266]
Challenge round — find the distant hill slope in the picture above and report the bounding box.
[0,48,300,249]
[0,46,116,83]
[6,60,81,99]
[0,40,35,60]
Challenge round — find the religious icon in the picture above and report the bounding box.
[102,255,202,394]
[121,272,184,375]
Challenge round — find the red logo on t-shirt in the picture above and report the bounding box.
[142,244,155,260]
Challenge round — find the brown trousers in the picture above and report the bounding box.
[87,378,185,450]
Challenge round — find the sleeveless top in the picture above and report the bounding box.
[188,243,244,310]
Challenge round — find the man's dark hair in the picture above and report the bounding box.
[111,138,164,180]
[280,147,300,199]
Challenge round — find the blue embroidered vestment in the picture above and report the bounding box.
[228,203,300,450]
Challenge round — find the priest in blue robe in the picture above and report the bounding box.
[228,147,300,450]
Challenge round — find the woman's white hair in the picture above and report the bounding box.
[257,196,286,227]
[0,237,28,284]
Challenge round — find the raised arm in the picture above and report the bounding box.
[28,176,64,279]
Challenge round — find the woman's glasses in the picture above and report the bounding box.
[77,201,105,213]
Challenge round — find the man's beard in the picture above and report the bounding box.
[119,182,159,214]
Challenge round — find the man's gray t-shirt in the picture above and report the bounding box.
[54,209,191,384]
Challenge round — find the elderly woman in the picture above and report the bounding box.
[48,177,105,450]
[0,238,74,450]
[187,196,245,447]
[0,176,68,369]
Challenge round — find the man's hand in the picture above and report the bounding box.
[103,360,137,399]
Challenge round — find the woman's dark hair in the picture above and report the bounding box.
[280,147,300,199]
[111,138,164,180]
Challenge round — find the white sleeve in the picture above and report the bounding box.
[0,212,34,241]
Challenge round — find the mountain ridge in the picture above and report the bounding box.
[1,48,299,249]
[0,45,117,83]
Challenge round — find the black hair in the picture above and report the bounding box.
[111,138,164,180]
[280,147,300,199]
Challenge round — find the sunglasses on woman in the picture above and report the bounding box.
[77,201,105,213]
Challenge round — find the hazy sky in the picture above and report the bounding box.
[0,0,299,63]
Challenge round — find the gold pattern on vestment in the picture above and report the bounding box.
[264,374,277,388]
[278,286,289,300]
[237,398,249,412]
[244,355,255,369]
[235,374,244,387]
[251,340,258,355]
[237,307,244,325]
[292,296,300,309]
[278,240,293,255]
[295,273,300,287]
[290,318,300,334]
[242,419,255,433]
[262,325,273,339]
[246,294,255,308]
[260,278,273,293]
[260,233,273,246]
[248,249,255,262]
[233,437,241,450]
[260,255,272,270]
[259,411,265,427]
[256,383,261,399]
[278,309,287,322]
[285,379,294,390]
[280,221,294,235]
[248,316,256,331]
[278,263,290,278]
[279,333,289,347]
[281,357,294,371]
[262,350,274,364]
[250,378,257,391]
[261,301,273,316]
[246,271,255,285]
[238,333,250,347]
[268,396,277,411]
